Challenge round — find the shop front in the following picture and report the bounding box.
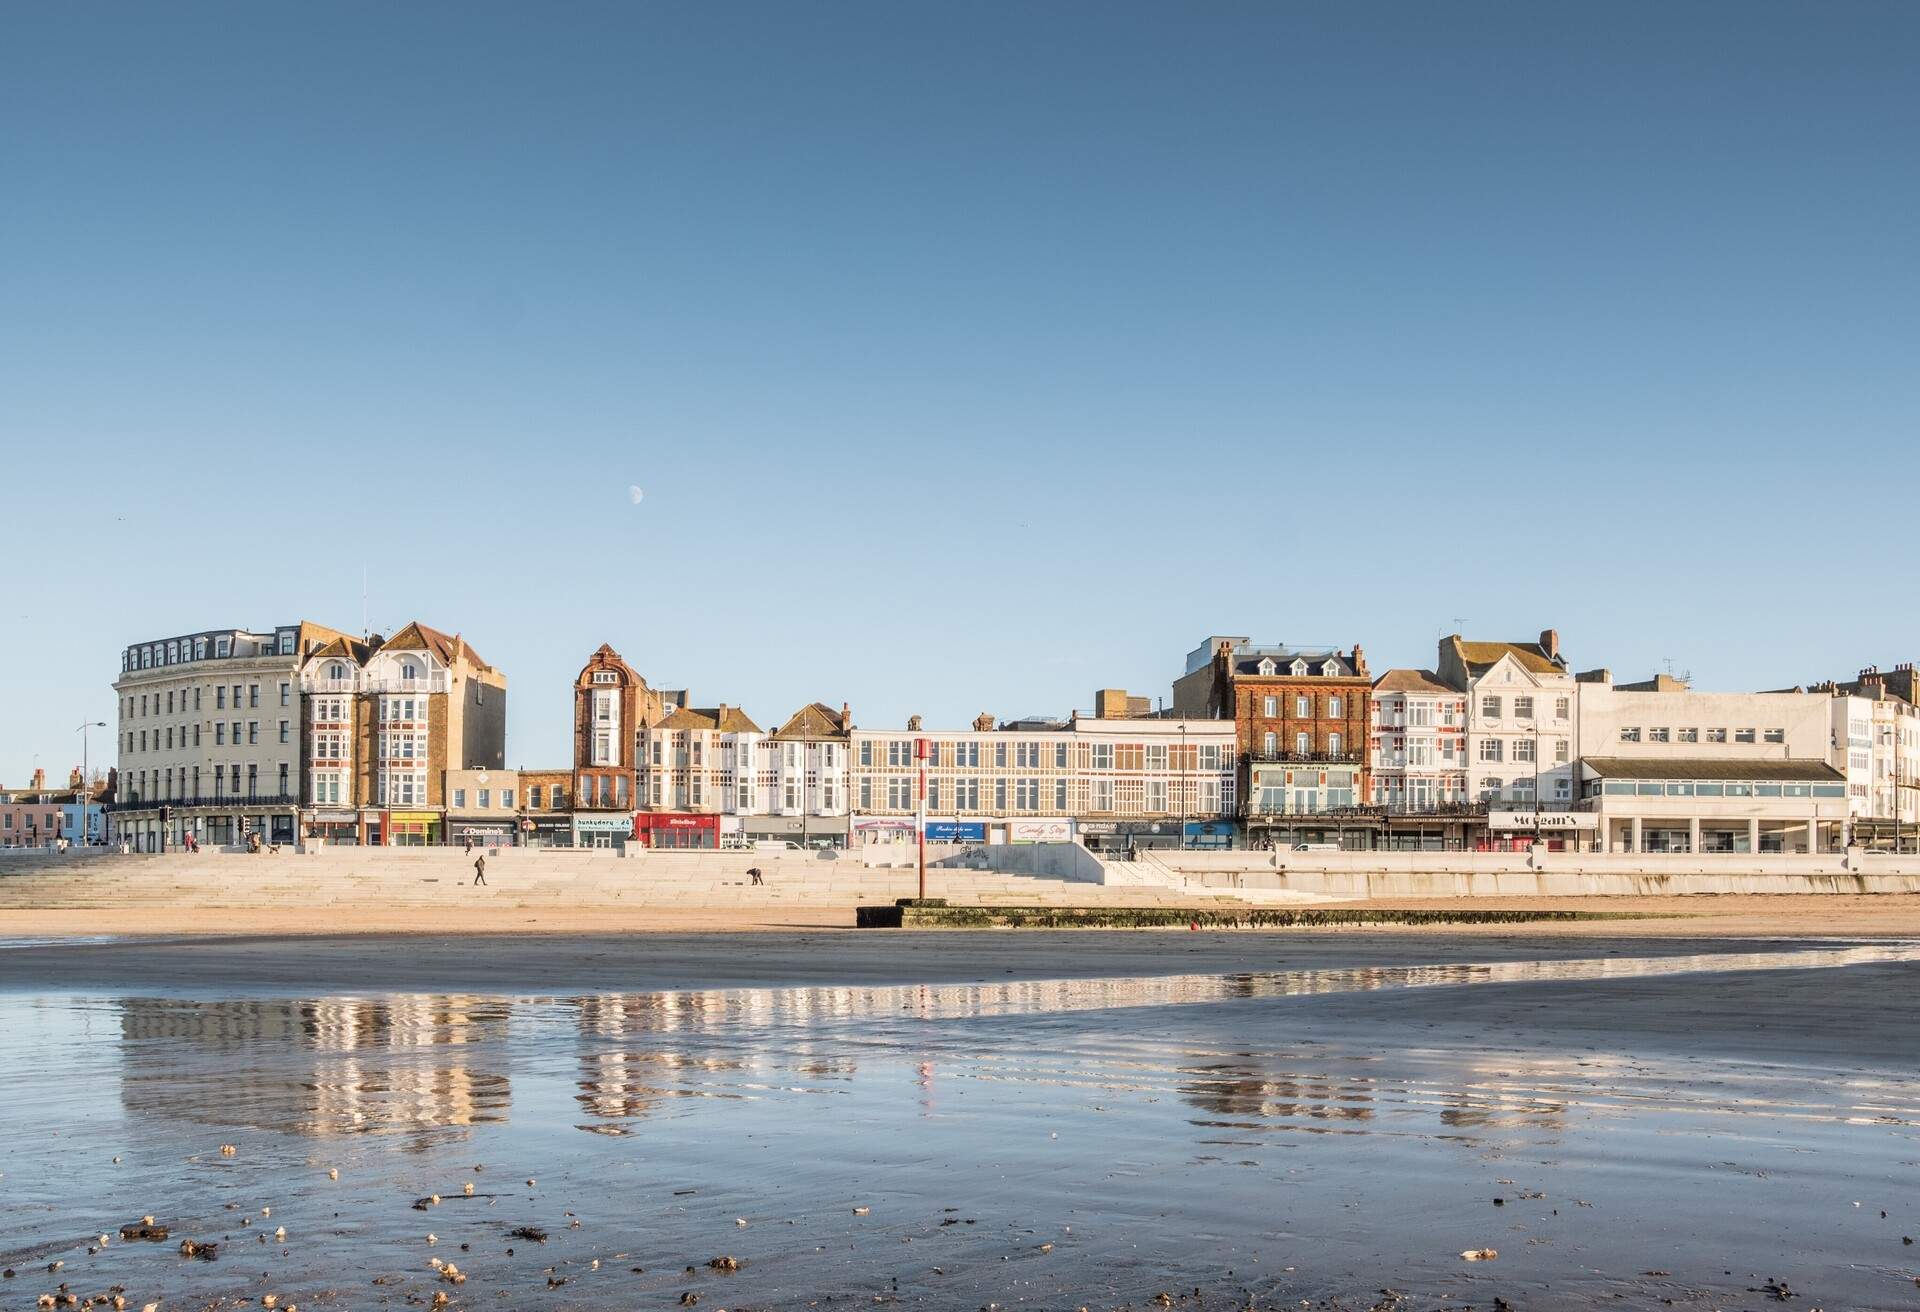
[574,813,635,849]
[384,810,441,847]
[851,817,917,847]
[1077,819,1179,853]
[523,814,573,847]
[1182,819,1238,850]
[1008,818,1074,844]
[737,813,851,849]
[449,818,515,848]
[633,812,718,850]
[925,819,987,843]
[304,809,361,847]
[1481,809,1599,853]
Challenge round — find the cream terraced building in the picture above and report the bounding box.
[848,713,1237,850]
[112,620,353,850]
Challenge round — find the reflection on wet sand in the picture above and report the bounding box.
[561,941,1920,1036]
[1,940,1914,1311]
[118,996,511,1136]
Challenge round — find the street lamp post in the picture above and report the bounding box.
[1178,721,1189,850]
[77,720,105,846]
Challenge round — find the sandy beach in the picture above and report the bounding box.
[6,890,1920,940]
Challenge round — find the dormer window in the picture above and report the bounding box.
[1256,658,1277,676]
[1290,659,1309,676]
[402,662,419,681]
[1322,660,1343,677]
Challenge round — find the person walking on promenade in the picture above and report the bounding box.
[472,852,487,886]
[464,834,474,855]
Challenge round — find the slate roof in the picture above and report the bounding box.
[658,706,764,734]
[1447,636,1563,677]
[385,621,491,670]
[1373,668,1454,695]
[1580,757,1844,782]
[1228,647,1355,678]
[772,702,849,740]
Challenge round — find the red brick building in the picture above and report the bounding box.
[1172,636,1374,846]
[572,643,670,815]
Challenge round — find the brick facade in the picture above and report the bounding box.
[573,644,665,811]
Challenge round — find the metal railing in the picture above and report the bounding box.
[1245,750,1365,765]
[108,792,299,811]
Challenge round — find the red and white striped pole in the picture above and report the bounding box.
[915,736,929,901]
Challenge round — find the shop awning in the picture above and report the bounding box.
[1579,757,1843,782]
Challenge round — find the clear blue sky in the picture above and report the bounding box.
[3,2,1916,783]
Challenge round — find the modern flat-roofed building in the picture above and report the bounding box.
[1574,676,1843,853]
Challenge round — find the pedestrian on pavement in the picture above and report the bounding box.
[473,852,487,886]
[749,866,764,886]
[464,834,474,855]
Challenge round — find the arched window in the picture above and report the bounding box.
[402,662,419,681]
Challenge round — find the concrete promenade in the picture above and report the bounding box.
[6,842,1920,938]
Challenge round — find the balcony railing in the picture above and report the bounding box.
[363,673,449,694]
[1240,803,1386,821]
[1246,750,1365,765]
[109,791,300,812]
[1240,801,1511,821]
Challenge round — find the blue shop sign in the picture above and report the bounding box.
[926,820,986,842]
[1183,821,1235,837]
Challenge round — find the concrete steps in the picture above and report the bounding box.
[0,849,1251,912]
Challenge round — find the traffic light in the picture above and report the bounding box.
[160,805,173,823]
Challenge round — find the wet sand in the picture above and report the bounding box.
[2,932,1917,1310]
[6,890,1920,940]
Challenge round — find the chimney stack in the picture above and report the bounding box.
[1539,629,1561,662]
[69,767,83,788]
[31,768,45,789]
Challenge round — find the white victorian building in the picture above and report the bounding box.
[1437,631,1578,848]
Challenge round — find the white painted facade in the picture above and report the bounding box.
[1829,693,1920,832]
[1575,681,1844,853]
[1462,656,1578,809]
[1368,672,1469,811]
